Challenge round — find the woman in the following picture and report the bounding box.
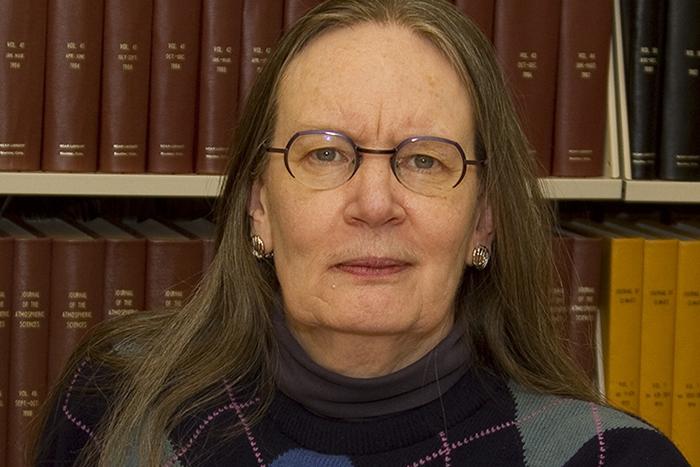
[35,0,688,465]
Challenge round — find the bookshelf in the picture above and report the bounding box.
[3,174,700,203]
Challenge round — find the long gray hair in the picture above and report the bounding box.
[34,1,597,465]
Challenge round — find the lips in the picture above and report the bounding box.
[334,257,411,277]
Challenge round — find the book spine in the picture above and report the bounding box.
[195,0,244,175]
[602,237,644,413]
[453,0,495,41]
[6,237,51,467]
[41,0,104,172]
[145,239,203,312]
[99,0,154,173]
[103,238,146,319]
[551,0,613,177]
[0,0,48,171]
[493,0,561,176]
[658,0,700,181]
[147,0,202,174]
[238,0,284,114]
[47,238,105,385]
[0,236,12,463]
[638,239,678,436]
[671,240,700,465]
[566,235,602,383]
[284,0,324,31]
[550,235,572,344]
[626,0,665,180]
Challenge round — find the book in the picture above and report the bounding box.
[122,219,203,312]
[658,0,700,181]
[238,0,284,113]
[147,0,202,174]
[170,218,217,272]
[551,0,613,177]
[0,219,51,467]
[559,228,602,383]
[604,220,677,435]
[99,0,154,173]
[493,0,561,175]
[564,220,644,414]
[196,0,244,175]
[550,233,572,343]
[453,0,495,42]
[79,218,146,320]
[0,229,12,462]
[284,0,324,31]
[0,0,48,171]
[623,0,666,180]
[25,219,105,386]
[637,221,700,465]
[41,0,104,172]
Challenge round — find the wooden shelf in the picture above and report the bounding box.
[0,172,224,197]
[540,178,623,201]
[1,173,698,203]
[623,180,700,203]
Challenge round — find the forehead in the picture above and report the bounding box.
[275,23,473,147]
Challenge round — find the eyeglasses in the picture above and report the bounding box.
[265,130,486,196]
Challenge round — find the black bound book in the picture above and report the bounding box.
[624,0,666,180]
[658,0,700,181]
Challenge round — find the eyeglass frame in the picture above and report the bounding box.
[264,129,487,192]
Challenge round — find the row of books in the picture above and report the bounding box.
[621,0,700,181]
[0,216,214,467]
[1,0,615,177]
[561,218,700,465]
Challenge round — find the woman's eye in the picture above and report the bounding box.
[408,154,438,170]
[310,147,346,163]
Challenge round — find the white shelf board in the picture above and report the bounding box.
[540,178,623,200]
[0,172,225,197]
[623,180,700,203]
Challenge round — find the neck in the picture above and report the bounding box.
[285,317,454,378]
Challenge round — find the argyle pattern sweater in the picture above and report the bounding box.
[38,360,689,466]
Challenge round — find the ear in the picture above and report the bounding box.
[467,198,494,265]
[248,178,273,253]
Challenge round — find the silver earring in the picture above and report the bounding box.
[251,235,273,259]
[472,245,490,270]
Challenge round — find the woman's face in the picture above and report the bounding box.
[251,23,492,344]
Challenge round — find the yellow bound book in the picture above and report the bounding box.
[658,222,700,465]
[604,221,678,436]
[564,221,644,414]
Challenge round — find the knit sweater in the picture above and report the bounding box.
[38,360,689,466]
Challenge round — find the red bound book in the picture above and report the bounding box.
[196,0,244,174]
[560,228,603,383]
[170,218,217,273]
[550,233,573,345]
[41,0,104,172]
[551,0,613,177]
[0,0,48,171]
[0,229,12,461]
[454,0,495,42]
[99,0,154,173]
[79,218,146,320]
[147,0,202,174]
[238,0,284,114]
[0,219,51,467]
[494,0,562,176]
[25,219,105,386]
[284,0,324,31]
[122,219,203,312]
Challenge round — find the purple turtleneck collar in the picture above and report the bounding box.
[272,310,471,419]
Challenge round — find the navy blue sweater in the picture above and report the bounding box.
[38,360,689,466]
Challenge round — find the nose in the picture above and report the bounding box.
[343,154,406,228]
